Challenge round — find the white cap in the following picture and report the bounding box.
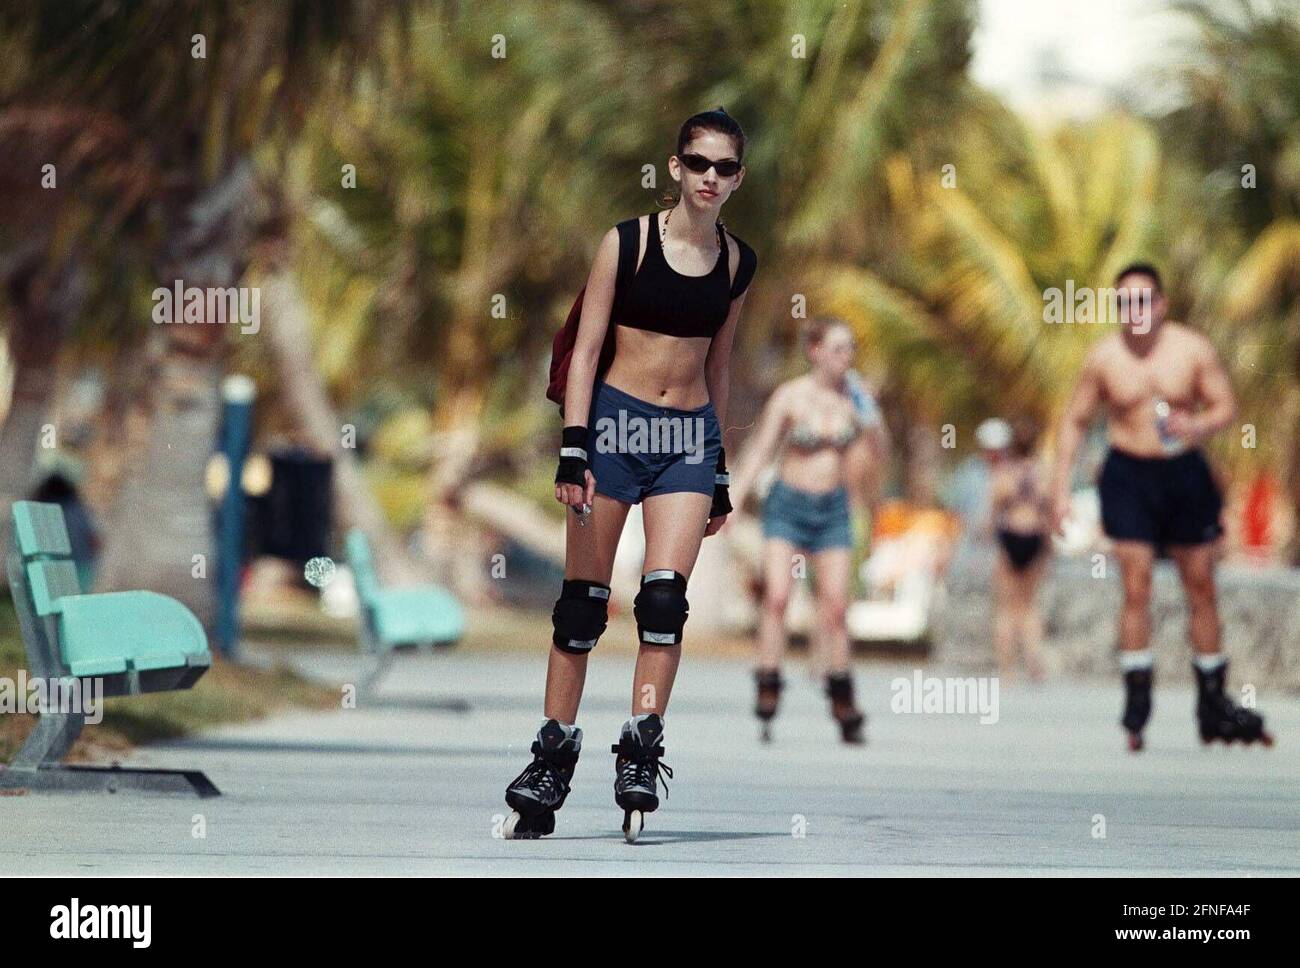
[222,373,257,404]
[975,418,1012,451]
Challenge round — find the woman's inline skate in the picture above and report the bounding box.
[502,719,582,839]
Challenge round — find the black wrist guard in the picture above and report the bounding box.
[555,425,590,487]
[710,447,732,518]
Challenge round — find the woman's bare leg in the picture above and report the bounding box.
[758,538,800,671]
[811,547,853,674]
[993,555,1017,677]
[632,491,714,716]
[543,492,631,722]
[1016,556,1048,680]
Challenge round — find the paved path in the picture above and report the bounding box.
[2,649,1296,875]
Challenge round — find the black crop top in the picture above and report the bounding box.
[612,211,757,339]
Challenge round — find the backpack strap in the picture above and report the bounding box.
[727,232,757,300]
[613,218,640,315]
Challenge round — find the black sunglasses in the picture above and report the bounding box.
[678,152,742,178]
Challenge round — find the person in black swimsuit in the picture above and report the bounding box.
[982,417,1050,681]
[503,108,759,840]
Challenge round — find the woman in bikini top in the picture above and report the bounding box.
[729,319,889,744]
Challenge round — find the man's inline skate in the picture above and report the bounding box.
[1121,667,1153,752]
[502,719,581,839]
[1195,661,1273,747]
[611,713,673,843]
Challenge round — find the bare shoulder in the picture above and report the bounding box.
[1084,333,1121,371]
[771,376,802,408]
[771,375,813,415]
[1166,322,1218,357]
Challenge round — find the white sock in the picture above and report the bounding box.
[1193,653,1227,672]
[1119,650,1153,672]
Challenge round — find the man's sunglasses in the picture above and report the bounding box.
[678,152,742,177]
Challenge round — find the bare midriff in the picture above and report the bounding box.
[777,445,848,494]
[602,326,713,409]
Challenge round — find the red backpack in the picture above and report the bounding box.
[546,218,640,411]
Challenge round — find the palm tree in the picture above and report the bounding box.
[1158,0,1300,558]
[284,0,665,578]
[1,0,394,623]
[0,104,158,556]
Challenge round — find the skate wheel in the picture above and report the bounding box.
[760,724,772,743]
[1261,732,1275,748]
[1127,733,1143,753]
[503,810,522,840]
[623,809,643,844]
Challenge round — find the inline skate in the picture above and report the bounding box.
[611,713,673,843]
[502,719,581,839]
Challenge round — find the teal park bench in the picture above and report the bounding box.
[0,501,218,797]
[346,529,464,694]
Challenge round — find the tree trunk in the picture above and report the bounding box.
[259,269,421,585]
[0,319,59,506]
[94,160,261,628]
[422,381,487,594]
[93,345,222,625]
[0,262,83,575]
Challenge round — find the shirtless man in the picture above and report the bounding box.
[1051,263,1271,751]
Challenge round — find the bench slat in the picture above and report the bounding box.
[12,501,74,559]
[371,585,465,646]
[26,560,83,616]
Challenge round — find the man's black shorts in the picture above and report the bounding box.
[1098,447,1223,546]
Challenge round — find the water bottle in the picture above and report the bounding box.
[845,369,881,427]
[1154,399,1180,454]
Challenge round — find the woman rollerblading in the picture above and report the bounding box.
[611,713,674,843]
[501,108,758,839]
[731,319,887,745]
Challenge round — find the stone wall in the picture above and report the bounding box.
[931,545,1300,692]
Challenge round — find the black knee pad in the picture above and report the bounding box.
[633,570,688,646]
[552,579,610,654]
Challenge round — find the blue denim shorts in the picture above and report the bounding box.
[761,479,853,551]
[587,382,720,505]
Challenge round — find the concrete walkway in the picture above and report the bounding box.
[2,648,1296,875]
